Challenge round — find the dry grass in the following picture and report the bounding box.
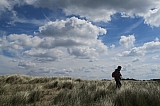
[0,74,160,106]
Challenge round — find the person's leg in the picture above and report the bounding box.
[115,79,119,88]
[117,80,121,88]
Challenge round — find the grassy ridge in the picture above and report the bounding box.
[0,74,160,106]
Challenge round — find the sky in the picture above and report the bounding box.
[0,0,160,80]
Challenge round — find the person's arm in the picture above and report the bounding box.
[118,72,121,79]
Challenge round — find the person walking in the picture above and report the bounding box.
[114,66,122,88]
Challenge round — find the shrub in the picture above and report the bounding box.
[44,81,59,89]
[28,90,42,103]
[53,81,111,106]
[57,81,74,90]
[6,75,23,84]
[7,91,28,106]
[1,75,160,106]
[29,77,50,84]
[114,83,160,106]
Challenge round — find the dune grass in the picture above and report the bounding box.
[0,74,160,106]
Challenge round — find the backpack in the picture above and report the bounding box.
[112,71,115,78]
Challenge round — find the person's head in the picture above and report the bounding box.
[117,66,122,71]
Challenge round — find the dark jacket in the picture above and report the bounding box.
[114,69,122,80]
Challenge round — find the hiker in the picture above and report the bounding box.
[114,66,122,88]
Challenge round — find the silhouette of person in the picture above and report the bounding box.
[114,66,122,88]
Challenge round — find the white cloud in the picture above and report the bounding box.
[0,0,33,14]
[0,0,45,26]
[119,35,135,48]
[7,34,41,48]
[152,55,160,60]
[67,46,98,59]
[143,41,160,52]
[150,65,160,72]
[0,34,42,56]
[53,0,158,22]
[143,8,160,27]
[110,44,115,49]
[26,67,56,76]
[37,17,108,59]
[120,48,144,57]
[0,17,107,61]
[121,39,160,57]
[0,0,10,14]
[132,58,143,62]
[27,67,74,77]
[47,0,160,26]
[1,0,160,27]
[38,17,106,38]
[23,48,63,62]
[18,61,36,69]
[155,37,159,42]
[6,10,46,27]
[111,57,119,61]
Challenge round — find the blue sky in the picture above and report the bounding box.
[0,0,160,80]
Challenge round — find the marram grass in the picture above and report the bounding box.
[0,74,160,106]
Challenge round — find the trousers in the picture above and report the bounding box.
[115,78,121,88]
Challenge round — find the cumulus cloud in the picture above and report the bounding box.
[23,48,63,62]
[155,37,159,42]
[143,8,160,27]
[18,61,36,69]
[111,57,119,61]
[120,48,144,57]
[7,34,41,48]
[0,17,107,61]
[0,0,35,14]
[110,44,115,49]
[150,65,160,72]
[143,40,160,52]
[27,67,74,77]
[38,17,106,38]
[152,55,160,60]
[0,0,45,27]
[2,0,38,9]
[120,39,160,57]
[1,0,160,27]
[67,47,98,59]
[0,34,42,56]
[119,35,135,48]
[132,58,143,62]
[27,67,55,76]
[35,0,160,26]
[0,0,10,13]
[37,17,108,58]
